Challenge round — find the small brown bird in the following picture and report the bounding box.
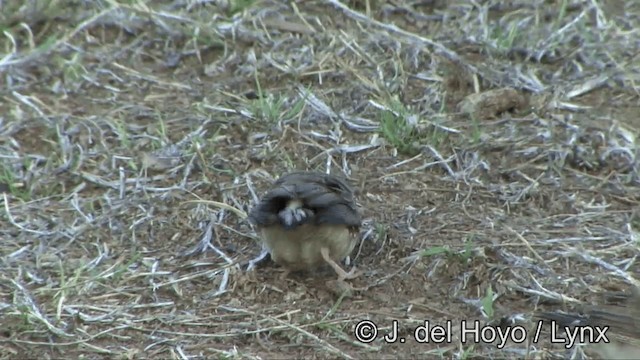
[534,288,640,359]
[247,171,362,282]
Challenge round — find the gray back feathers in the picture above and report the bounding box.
[248,171,361,230]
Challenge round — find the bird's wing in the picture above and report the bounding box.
[248,171,361,228]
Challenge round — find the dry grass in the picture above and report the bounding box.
[1,0,639,358]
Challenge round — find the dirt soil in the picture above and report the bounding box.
[1,0,639,359]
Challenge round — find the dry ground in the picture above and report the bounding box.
[1,0,639,359]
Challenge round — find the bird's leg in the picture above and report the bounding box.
[320,247,359,281]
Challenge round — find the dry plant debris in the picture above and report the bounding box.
[1,0,639,358]
[456,87,528,120]
[535,288,640,359]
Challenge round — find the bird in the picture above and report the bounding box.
[534,288,640,359]
[247,170,362,282]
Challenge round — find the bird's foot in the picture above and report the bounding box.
[326,278,355,298]
[320,246,361,282]
[337,266,361,282]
